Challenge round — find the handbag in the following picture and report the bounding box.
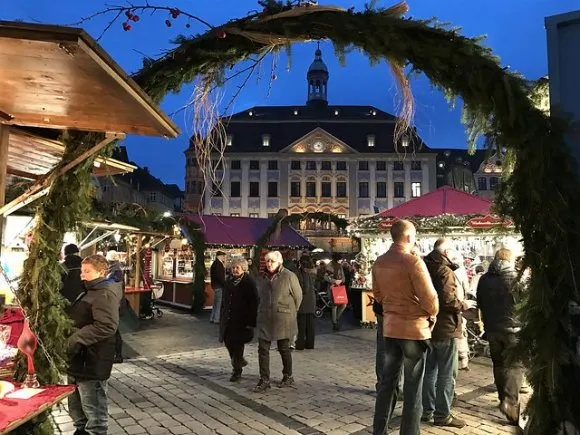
[331,285,348,305]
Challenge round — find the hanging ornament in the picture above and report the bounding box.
[272,73,277,80]
[165,19,172,27]
[17,320,39,388]
[122,22,132,31]
[216,29,227,39]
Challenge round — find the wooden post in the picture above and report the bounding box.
[0,125,9,251]
[135,234,142,289]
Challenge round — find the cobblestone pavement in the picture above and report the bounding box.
[53,309,525,435]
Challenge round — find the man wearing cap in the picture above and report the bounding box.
[210,251,227,324]
[61,244,84,304]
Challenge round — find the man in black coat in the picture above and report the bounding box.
[210,251,226,324]
[61,244,84,304]
[477,248,523,425]
[219,258,258,382]
[296,255,316,350]
[67,255,122,435]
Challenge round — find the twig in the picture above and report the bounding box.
[70,3,214,39]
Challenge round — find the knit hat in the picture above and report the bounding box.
[64,244,79,256]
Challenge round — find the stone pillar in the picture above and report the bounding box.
[404,161,411,201]
[348,160,357,216]
[422,162,429,195]
[387,160,394,209]
[280,160,289,209]
[259,160,267,217]
[241,160,249,216]
[369,161,377,211]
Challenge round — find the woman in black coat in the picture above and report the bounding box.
[296,255,317,350]
[219,258,259,382]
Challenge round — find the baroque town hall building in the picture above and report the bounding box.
[184,48,438,222]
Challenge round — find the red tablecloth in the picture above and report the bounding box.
[0,384,76,434]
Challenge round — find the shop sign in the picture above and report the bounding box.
[466,215,513,229]
[376,217,417,231]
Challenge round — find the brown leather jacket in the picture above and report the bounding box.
[372,243,439,340]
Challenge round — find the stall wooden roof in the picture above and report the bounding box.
[0,21,179,137]
[8,127,136,180]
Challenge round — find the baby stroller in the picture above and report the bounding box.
[140,280,164,320]
[463,300,489,359]
[315,290,332,318]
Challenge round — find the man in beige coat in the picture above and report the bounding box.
[372,220,439,435]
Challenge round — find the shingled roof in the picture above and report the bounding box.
[204,105,433,154]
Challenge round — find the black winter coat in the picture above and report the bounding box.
[219,274,259,344]
[297,268,317,314]
[210,259,226,289]
[477,259,521,334]
[67,277,122,381]
[424,250,464,340]
[61,254,84,304]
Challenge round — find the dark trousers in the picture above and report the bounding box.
[114,329,122,358]
[375,315,404,394]
[487,332,523,405]
[296,313,315,350]
[225,339,246,375]
[258,338,292,381]
[373,338,427,435]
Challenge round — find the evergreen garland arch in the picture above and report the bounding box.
[130,3,580,432]
[252,211,348,267]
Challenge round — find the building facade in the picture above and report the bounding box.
[184,48,438,220]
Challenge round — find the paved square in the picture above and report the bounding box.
[53,309,523,434]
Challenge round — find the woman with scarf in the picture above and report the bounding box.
[254,251,302,392]
[219,258,259,382]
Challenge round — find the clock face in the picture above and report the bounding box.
[313,141,324,152]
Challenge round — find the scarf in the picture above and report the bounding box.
[232,273,245,287]
[265,266,281,281]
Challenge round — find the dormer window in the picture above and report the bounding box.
[248,110,253,116]
[401,136,409,148]
[367,135,375,147]
[334,109,339,116]
[371,110,377,116]
[293,109,299,115]
[262,134,270,147]
[226,135,233,147]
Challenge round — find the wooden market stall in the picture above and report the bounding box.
[349,185,521,324]
[157,215,312,310]
[0,20,179,432]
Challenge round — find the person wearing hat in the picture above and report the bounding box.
[210,251,227,323]
[61,244,84,304]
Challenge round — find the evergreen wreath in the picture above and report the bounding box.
[132,3,580,431]
[252,211,347,267]
[15,1,580,433]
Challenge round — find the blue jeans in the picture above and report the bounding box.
[373,338,428,435]
[68,376,108,435]
[210,288,222,323]
[422,338,458,421]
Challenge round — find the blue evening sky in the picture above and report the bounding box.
[3,1,577,187]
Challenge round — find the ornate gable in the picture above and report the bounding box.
[280,127,358,154]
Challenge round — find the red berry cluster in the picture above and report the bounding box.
[122,10,139,31]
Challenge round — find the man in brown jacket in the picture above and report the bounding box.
[372,220,439,435]
[422,239,476,428]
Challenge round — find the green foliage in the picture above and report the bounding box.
[131,4,580,432]
[252,212,347,267]
[14,131,110,435]
[177,218,207,313]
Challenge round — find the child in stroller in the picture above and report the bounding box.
[140,280,164,320]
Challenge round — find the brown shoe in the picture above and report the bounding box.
[252,378,270,392]
[434,415,466,428]
[499,401,520,425]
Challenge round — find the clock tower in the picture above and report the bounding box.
[306,44,329,107]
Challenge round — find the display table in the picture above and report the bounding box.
[350,287,377,324]
[0,384,76,434]
[124,287,151,316]
[158,280,214,310]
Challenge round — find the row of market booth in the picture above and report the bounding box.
[348,185,522,324]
